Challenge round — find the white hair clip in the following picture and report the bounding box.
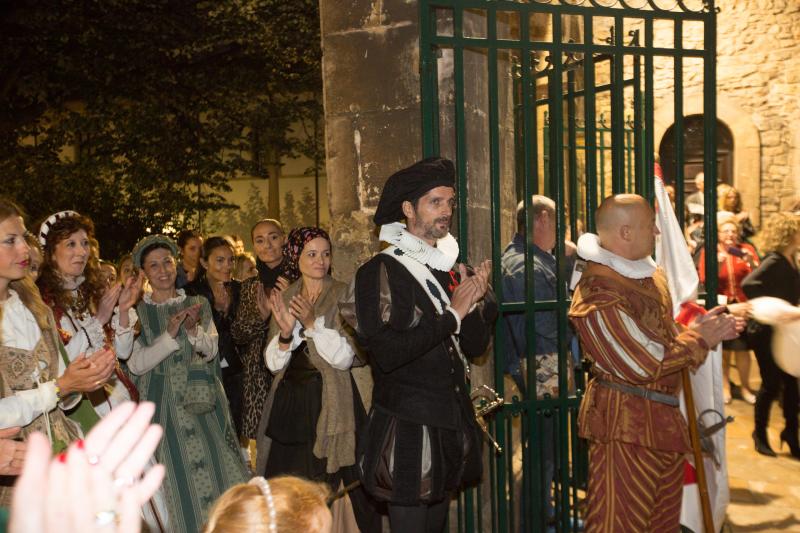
[38,210,79,248]
[249,476,277,532]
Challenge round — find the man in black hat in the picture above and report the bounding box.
[352,157,497,532]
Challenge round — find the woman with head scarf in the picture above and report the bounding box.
[127,235,248,532]
[255,227,380,533]
[231,219,292,464]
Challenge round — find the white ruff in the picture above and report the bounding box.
[143,289,187,306]
[378,222,459,271]
[379,222,469,375]
[577,233,656,280]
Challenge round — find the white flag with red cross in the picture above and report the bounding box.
[653,163,729,533]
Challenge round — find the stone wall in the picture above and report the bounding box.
[320,0,422,282]
[320,4,498,529]
[652,0,800,224]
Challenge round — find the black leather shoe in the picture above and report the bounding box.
[779,429,800,460]
[753,430,777,457]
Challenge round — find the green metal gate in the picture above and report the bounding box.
[419,1,719,531]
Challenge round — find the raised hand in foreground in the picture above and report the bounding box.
[9,401,165,533]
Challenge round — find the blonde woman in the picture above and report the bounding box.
[743,212,800,459]
[0,197,115,504]
[204,476,332,533]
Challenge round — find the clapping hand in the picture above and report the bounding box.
[182,303,202,336]
[166,304,202,338]
[269,289,296,342]
[274,276,290,292]
[289,294,316,331]
[96,284,122,325]
[0,428,26,476]
[692,306,739,347]
[449,260,492,321]
[255,283,272,322]
[57,349,117,395]
[470,260,492,301]
[118,272,144,314]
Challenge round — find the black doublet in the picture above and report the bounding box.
[354,253,497,504]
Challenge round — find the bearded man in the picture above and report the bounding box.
[352,157,497,532]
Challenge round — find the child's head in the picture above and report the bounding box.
[204,476,332,533]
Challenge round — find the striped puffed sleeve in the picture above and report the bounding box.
[571,306,709,384]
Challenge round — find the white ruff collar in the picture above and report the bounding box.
[144,288,186,306]
[379,222,459,271]
[577,233,657,280]
[62,275,86,291]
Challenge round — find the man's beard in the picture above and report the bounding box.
[422,217,450,241]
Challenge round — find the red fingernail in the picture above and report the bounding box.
[76,439,85,450]
[57,452,67,463]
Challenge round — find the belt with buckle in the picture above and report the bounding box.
[596,379,679,407]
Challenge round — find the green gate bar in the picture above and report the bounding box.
[419,1,718,530]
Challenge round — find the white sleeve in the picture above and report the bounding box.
[264,322,302,373]
[0,383,59,429]
[128,332,181,375]
[305,316,355,371]
[187,320,219,362]
[62,315,106,359]
[111,307,138,360]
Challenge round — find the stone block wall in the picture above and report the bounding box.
[651,0,800,224]
[320,0,423,282]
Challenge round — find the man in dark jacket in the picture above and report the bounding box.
[353,157,496,532]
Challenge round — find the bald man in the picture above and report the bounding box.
[569,194,737,533]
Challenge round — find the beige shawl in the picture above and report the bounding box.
[256,276,357,474]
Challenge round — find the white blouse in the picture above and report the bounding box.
[264,316,355,373]
[56,286,138,417]
[0,290,77,430]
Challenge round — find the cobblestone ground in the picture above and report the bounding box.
[724,370,800,532]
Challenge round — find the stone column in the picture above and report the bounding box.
[320,0,423,282]
[320,5,499,529]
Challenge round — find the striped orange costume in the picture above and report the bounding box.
[569,261,709,533]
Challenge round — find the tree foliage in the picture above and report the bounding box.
[297,186,318,226]
[0,0,322,258]
[280,190,301,231]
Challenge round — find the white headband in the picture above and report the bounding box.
[248,476,277,532]
[38,210,79,248]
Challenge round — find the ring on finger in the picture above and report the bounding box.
[94,509,117,527]
[114,475,135,489]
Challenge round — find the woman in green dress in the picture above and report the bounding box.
[128,235,248,533]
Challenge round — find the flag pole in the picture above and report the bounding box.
[682,367,715,533]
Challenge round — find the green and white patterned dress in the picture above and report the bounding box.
[130,290,248,533]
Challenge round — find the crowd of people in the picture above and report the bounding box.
[1,160,799,533]
[0,157,495,533]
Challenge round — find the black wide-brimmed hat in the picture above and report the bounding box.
[373,157,456,225]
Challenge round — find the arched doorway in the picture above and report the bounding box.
[658,115,734,197]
